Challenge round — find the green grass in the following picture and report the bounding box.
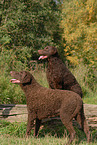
[32,68,49,88]
[1,135,96,145]
[70,63,97,105]
[0,120,97,145]
[83,95,97,105]
[0,135,67,145]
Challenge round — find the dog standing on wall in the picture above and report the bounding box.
[10,71,90,144]
[38,46,83,98]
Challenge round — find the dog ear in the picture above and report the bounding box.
[53,47,58,53]
[51,47,58,55]
[21,71,32,84]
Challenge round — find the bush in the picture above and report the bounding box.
[0,71,26,104]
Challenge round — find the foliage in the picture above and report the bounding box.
[0,70,26,104]
[70,63,97,97]
[62,0,97,67]
[0,0,62,59]
[70,63,97,103]
[0,47,30,74]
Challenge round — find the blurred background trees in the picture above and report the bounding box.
[0,0,62,72]
[62,0,97,67]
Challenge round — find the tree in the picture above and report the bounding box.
[0,0,62,63]
[61,0,97,67]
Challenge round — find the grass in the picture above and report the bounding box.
[1,135,96,145]
[32,68,49,88]
[0,120,97,145]
[70,63,97,105]
[0,135,68,145]
[83,95,97,105]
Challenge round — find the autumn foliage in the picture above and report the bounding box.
[61,0,97,67]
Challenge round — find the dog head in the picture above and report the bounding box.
[10,71,32,84]
[38,46,58,60]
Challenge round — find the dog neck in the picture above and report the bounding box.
[20,77,41,94]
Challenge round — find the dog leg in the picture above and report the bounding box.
[26,113,35,136]
[60,113,76,144]
[34,118,41,137]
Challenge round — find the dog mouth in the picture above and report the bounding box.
[38,55,48,60]
[10,79,20,83]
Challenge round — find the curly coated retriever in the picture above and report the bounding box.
[10,71,90,144]
[38,46,83,97]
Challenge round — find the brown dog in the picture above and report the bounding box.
[10,71,90,144]
[38,46,83,97]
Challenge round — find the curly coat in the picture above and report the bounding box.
[38,46,83,97]
[10,71,90,144]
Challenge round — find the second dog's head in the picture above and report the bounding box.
[38,46,58,60]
